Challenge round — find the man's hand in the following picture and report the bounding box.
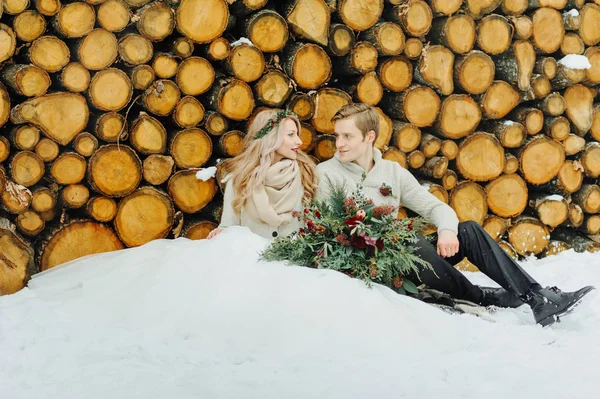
[207,228,223,240]
[437,229,459,258]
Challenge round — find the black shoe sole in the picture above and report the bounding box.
[538,286,596,327]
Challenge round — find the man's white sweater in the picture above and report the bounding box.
[316,148,459,234]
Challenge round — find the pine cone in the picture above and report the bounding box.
[392,276,404,288]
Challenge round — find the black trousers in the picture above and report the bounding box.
[404,221,538,303]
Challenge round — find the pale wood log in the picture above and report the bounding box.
[441,169,458,190]
[89,68,132,111]
[2,64,50,98]
[10,151,45,187]
[173,96,204,128]
[229,0,267,15]
[382,147,407,168]
[143,79,181,116]
[464,0,503,19]
[528,0,567,8]
[337,0,383,31]
[508,15,533,39]
[374,107,394,150]
[97,0,131,32]
[339,71,383,106]
[381,85,440,127]
[534,56,557,79]
[152,53,179,79]
[86,196,118,222]
[531,74,551,98]
[0,226,35,295]
[286,92,315,121]
[53,2,95,38]
[114,186,174,247]
[170,128,212,168]
[540,240,570,257]
[407,150,426,169]
[388,1,432,37]
[435,94,481,139]
[205,37,231,61]
[2,180,32,214]
[141,154,175,187]
[72,132,98,157]
[483,215,509,242]
[76,29,118,70]
[538,160,583,196]
[454,50,495,95]
[550,63,586,89]
[279,0,329,47]
[378,56,412,92]
[499,240,519,259]
[207,78,254,121]
[204,111,230,136]
[11,126,40,151]
[311,88,351,134]
[529,193,569,227]
[584,46,600,86]
[168,169,218,213]
[418,156,448,179]
[129,65,155,90]
[578,142,600,178]
[93,112,127,142]
[478,80,521,119]
[217,130,245,157]
[564,203,584,228]
[485,120,526,148]
[518,135,565,185]
[27,36,68,72]
[172,37,194,59]
[13,11,46,43]
[176,56,215,96]
[35,0,61,16]
[15,210,45,237]
[578,3,600,46]
[313,134,337,161]
[419,133,441,158]
[509,107,544,136]
[183,220,218,240]
[38,220,124,271]
[88,144,142,198]
[299,122,317,153]
[130,112,167,155]
[4,0,29,15]
[507,216,550,256]
[50,152,86,185]
[413,44,454,95]
[578,214,600,235]
[118,34,154,66]
[494,40,535,91]
[240,11,285,53]
[449,181,488,224]
[59,62,90,93]
[543,116,570,141]
[35,138,59,162]
[456,133,505,181]
[328,23,355,56]
[336,41,378,75]
[560,32,585,55]
[362,21,405,56]
[11,92,89,146]
[136,1,174,42]
[564,84,594,135]
[391,121,421,153]
[403,37,424,59]
[477,14,513,55]
[562,134,586,155]
[591,103,600,142]
[430,14,476,54]
[440,140,459,161]
[225,43,265,83]
[60,184,90,209]
[176,0,229,43]
[532,7,565,53]
[254,70,293,107]
[535,92,565,116]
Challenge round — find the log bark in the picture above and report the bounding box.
[540,240,570,257]
[543,116,570,141]
[538,160,583,196]
[339,71,383,106]
[88,144,142,198]
[2,64,51,97]
[143,154,174,185]
[551,64,586,89]
[418,156,448,179]
[485,120,527,148]
[381,85,440,127]
[336,41,379,76]
[552,228,600,253]
[571,184,600,214]
[494,40,535,91]
[0,226,35,295]
[167,169,218,214]
[508,106,546,137]
[170,128,212,168]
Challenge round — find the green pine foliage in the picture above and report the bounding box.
[260,178,433,293]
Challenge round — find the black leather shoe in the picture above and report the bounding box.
[525,285,595,327]
[479,287,525,308]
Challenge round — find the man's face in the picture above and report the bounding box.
[333,117,375,163]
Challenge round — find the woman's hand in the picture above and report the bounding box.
[437,230,459,258]
[207,228,223,239]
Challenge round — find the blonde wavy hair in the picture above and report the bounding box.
[220,109,317,214]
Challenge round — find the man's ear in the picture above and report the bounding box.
[367,130,376,144]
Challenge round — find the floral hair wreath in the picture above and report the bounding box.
[253,109,298,140]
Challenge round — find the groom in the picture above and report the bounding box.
[315,103,594,326]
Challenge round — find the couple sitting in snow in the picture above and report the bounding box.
[208,103,593,327]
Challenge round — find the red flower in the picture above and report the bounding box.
[304,208,310,214]
[372,205,395,218]
[336,234,351,246]
[375,238,384,251]
[379,187,390,196]
[314,210,322,218]
[344,216,363,228]
[350,234,367,249]
[408,219,414,231]
[307,220,315,229]
[356,209,366,220]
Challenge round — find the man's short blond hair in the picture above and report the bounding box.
[331,103,379,140]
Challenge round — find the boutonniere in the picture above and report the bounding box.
[379,183,396,198]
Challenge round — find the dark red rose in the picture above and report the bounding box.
[304,208,310,214]
[307,220,314,229]
[408,219,414,231]
[379,187,390,196]
[344,216,363,228]
[375,238,384,251]
[336,234,351,246]
[351,234,367,249]
[314,210,322,218]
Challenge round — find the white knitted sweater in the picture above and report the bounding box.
[315,149,459,234]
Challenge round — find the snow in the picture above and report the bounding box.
[195,166,217,181]
[1,227,599,399]
[558,54,592,70]
[545,194,565,201]
[231,37,254,47]
[565,9,579,17]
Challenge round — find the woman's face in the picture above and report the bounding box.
[274,118,303,162]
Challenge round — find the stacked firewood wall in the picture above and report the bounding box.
[1,0,600,294]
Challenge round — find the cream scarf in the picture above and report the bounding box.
[246,159,303,227]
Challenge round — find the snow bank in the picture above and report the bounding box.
[195,166,217,181]
[1,228,599,399]
[558,54,592,70]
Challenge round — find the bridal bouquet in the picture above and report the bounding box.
[260,179,432,294]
